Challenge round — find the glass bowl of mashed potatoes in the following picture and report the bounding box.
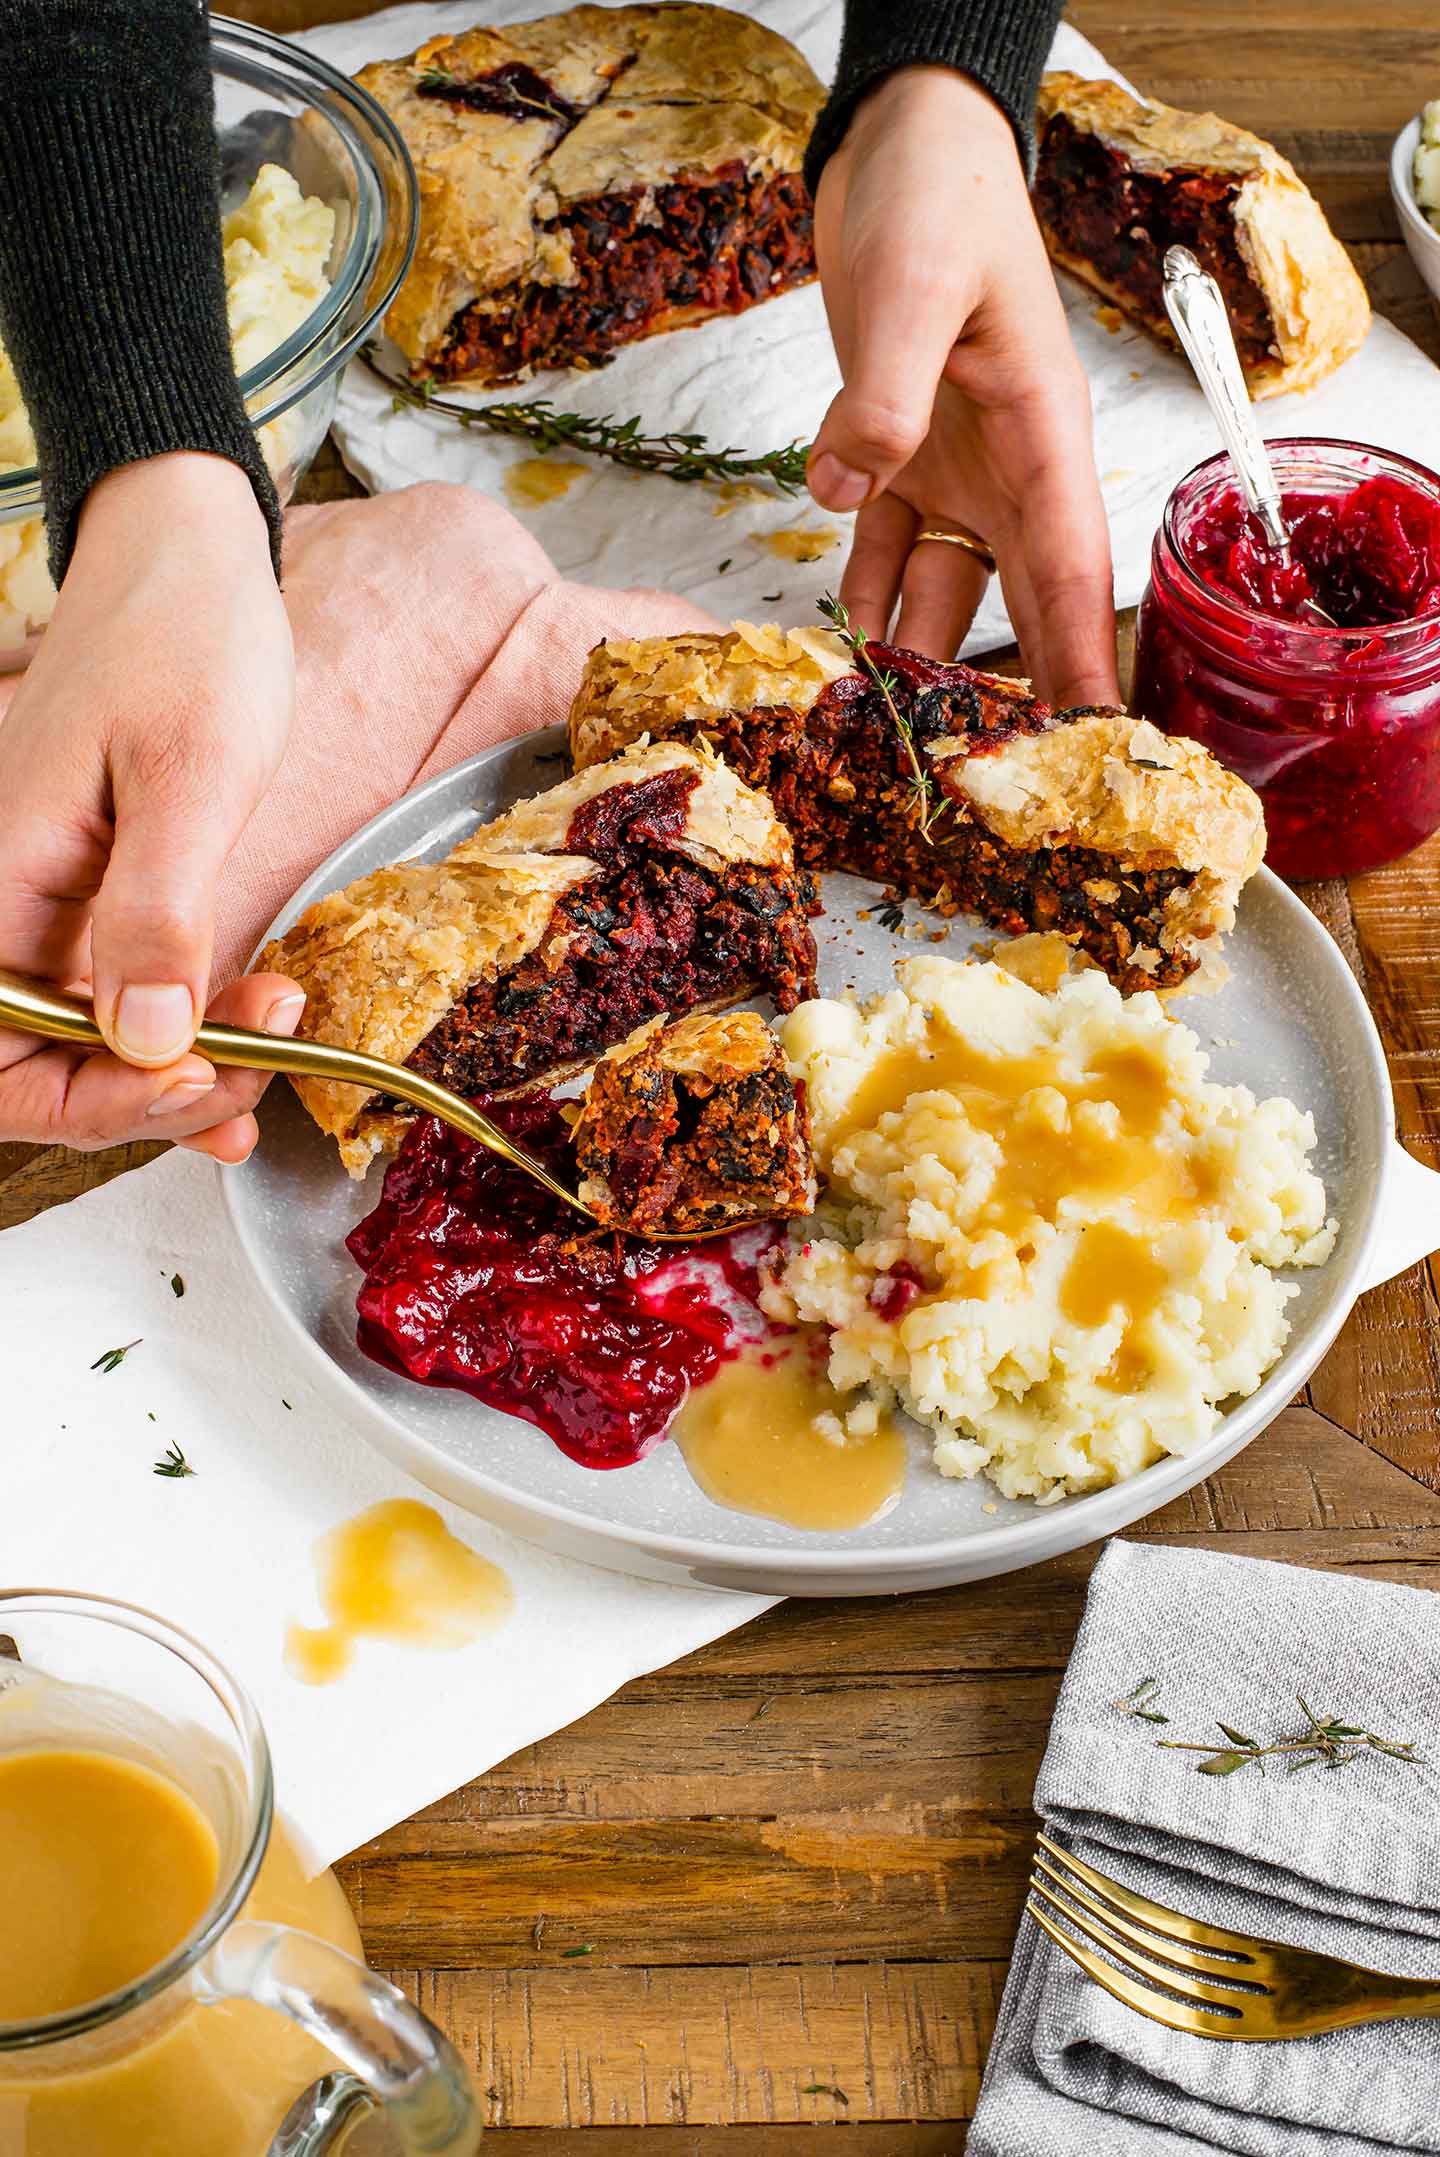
[0,16,418,666]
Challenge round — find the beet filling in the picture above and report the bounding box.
[1034,113,1275,372]
[579,1055,808,1235]
[433,161,815,382]
[405,772,819,1098]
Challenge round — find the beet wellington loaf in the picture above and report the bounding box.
[567,621,1266,993]
[259,740,819,1174]
[573,1008,815,1236]
[355,2,824,384]
[1034,73,1369,397]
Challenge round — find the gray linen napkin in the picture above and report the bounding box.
[968,1540,1440,2155]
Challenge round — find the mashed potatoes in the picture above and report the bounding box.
[1415,101,1440,232]
[0,164,334,652]
[221,161,335,379]
[765,954,1335,1504]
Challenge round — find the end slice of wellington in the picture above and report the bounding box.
[567,620,1266,993]
[257,741,819,1176]
[354,4,824,384]
[1034,73,1369,398]
[573,1008,815,1236]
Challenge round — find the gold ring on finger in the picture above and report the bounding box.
[914,525,997,574]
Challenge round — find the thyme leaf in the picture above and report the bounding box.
[802,2085,850,2104]
[1112,1676,1170,1725]
[91,1339,141,1375]
[153,1443,195,1479]
[367,349,809,495]
[170,1272,185,1298]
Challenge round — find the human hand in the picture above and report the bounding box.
[0,451,299,1161]
[808,66,1119,706]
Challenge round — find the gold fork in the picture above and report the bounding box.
[0,966,781,1242]
[0,964,599,1217]
[1028,1830,1440,2040]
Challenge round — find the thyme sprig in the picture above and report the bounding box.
[366,349,810,495]
[153,1443,195,1480]
[1117,1680,1420,1779]
[817,593,950,843]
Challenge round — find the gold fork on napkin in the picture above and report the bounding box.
[1028,1831,1440,2040]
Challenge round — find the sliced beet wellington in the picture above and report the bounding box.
[580,651,1201,993]
[405,768,817,1099]
[354,7,826,386]
[256,742,820,1177]
[566,628,1267,999]
[435,163,815,384]
[1033,113,1274,370]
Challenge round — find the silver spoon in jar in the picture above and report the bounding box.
[1161,244,1337,627]
[0,966,771,1243]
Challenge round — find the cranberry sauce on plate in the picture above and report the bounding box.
[348,1099,787,1468]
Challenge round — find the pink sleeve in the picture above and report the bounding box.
[213,484,717,983]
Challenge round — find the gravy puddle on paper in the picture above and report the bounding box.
[287,1498,513,1685]
[504,457,587,509]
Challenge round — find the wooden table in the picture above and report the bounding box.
[6,3,1440,2145]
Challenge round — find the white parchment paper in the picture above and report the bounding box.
[3,1149,773,1867]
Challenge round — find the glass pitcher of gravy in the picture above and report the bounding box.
[0,1592,480,2157]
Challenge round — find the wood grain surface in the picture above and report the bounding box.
[5,2,1440,2145]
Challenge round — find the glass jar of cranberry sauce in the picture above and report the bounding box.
[1131,439,1440,879]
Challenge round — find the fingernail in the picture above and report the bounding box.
[808,452,871,511]
[265,990,307,1036]
[115,983,195,1065]
[146,1075,216,1120]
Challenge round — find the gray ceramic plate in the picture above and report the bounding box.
[224,729,1440,1595]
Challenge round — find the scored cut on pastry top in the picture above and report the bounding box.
[573,1008,815,1236]
[1034,72,1370,397]
[567,621,1266,994]
[355,2,824,383]
[257,740,820,1175]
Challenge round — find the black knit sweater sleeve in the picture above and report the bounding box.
[807,0,1063,191]
[0,0,282,583]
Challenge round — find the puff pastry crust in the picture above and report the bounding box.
[259,740,817,1174]
[568,623,1266,991]
[355,3,824,381]
[1035,72,1370,398]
